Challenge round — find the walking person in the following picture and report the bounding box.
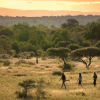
[93,72,97,87]
[78,73,82,87]
[60,72,66,89]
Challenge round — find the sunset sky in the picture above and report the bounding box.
[0,0,100,12]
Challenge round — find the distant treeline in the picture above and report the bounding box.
[0,15,100,27]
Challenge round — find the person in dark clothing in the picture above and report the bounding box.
[93,72,97,87]
[60,72,66,89]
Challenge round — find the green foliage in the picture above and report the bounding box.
[69,26,85,44]
[19,42,37,53]
[66,19,79,29]
[18,52,30,59]
[0,25,14,38]
[62,63,73,71]
[0,35,12,54]
[71,47,100,58]
[47,47,70,65]
[84,21,100,41]
[55,41,71,47]
[47,47,70,58]
[67,44,80,51]
[37,50,42,57]
[71,47,100,68]
[7,49,15,56]
[61,23,67,28]
[81,41,90,47]
[30,52,35,57]
[51,29,70,46]
[41,51,47,59]
[95,40,100,47]
[12,41,20,54]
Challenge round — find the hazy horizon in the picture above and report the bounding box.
[0,0,100,17]
[1,7,100,17]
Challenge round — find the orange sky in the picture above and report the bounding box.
[0,0,100,16]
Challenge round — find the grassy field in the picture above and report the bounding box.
[0,57,100,100]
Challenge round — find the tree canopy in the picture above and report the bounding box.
[71,47,100,69]
[47,47,70,65]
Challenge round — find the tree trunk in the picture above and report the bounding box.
[36,57,38,64]
[87,57,92,69]
[62,58,66,65]
[80,57,92,69]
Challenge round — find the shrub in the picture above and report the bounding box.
[30,52,35,58]
[62,63,74,71]
[28,61,36,65]
[52,71,62,76]
[35,78,47,100]
[16,79,36,98]
[18,52,30,59]
[3,60,11,66]
[7,49,15,56]
[15,60,21,66]
[0,54,10,59]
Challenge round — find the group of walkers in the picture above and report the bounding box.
[60,72,97,89]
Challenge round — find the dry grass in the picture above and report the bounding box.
[0,57,100,100]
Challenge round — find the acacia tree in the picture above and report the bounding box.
[55,41,71,48]
[67,44,80,51]
[47,47,70,65]
[71,47,100,69]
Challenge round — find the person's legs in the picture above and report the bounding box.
[61,80,64,88]
[63,82,66,89]
[78,81,82,87]
[61,80,66,89]
[94,80,96,87]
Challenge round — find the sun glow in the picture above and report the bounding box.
[0,0,100,12]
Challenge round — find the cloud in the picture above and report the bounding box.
[27,2,33,3]
[15,0,100,1]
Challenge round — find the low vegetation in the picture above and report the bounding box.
[0,57,100,100]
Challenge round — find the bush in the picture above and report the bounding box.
[28,61,36,65]
[0,54,10,59]
[62,63,74,71]
[3,60,11,66]
[30,52,35,58]
[15,60,21,66]
[35,78,47,100]
[7,49,15,56]
[18,52,30,59]
[52,71,62,76]
[16,79,36,98]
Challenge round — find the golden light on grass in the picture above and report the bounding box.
[0,57,100,99]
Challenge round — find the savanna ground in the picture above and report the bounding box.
[0,57,100,100]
